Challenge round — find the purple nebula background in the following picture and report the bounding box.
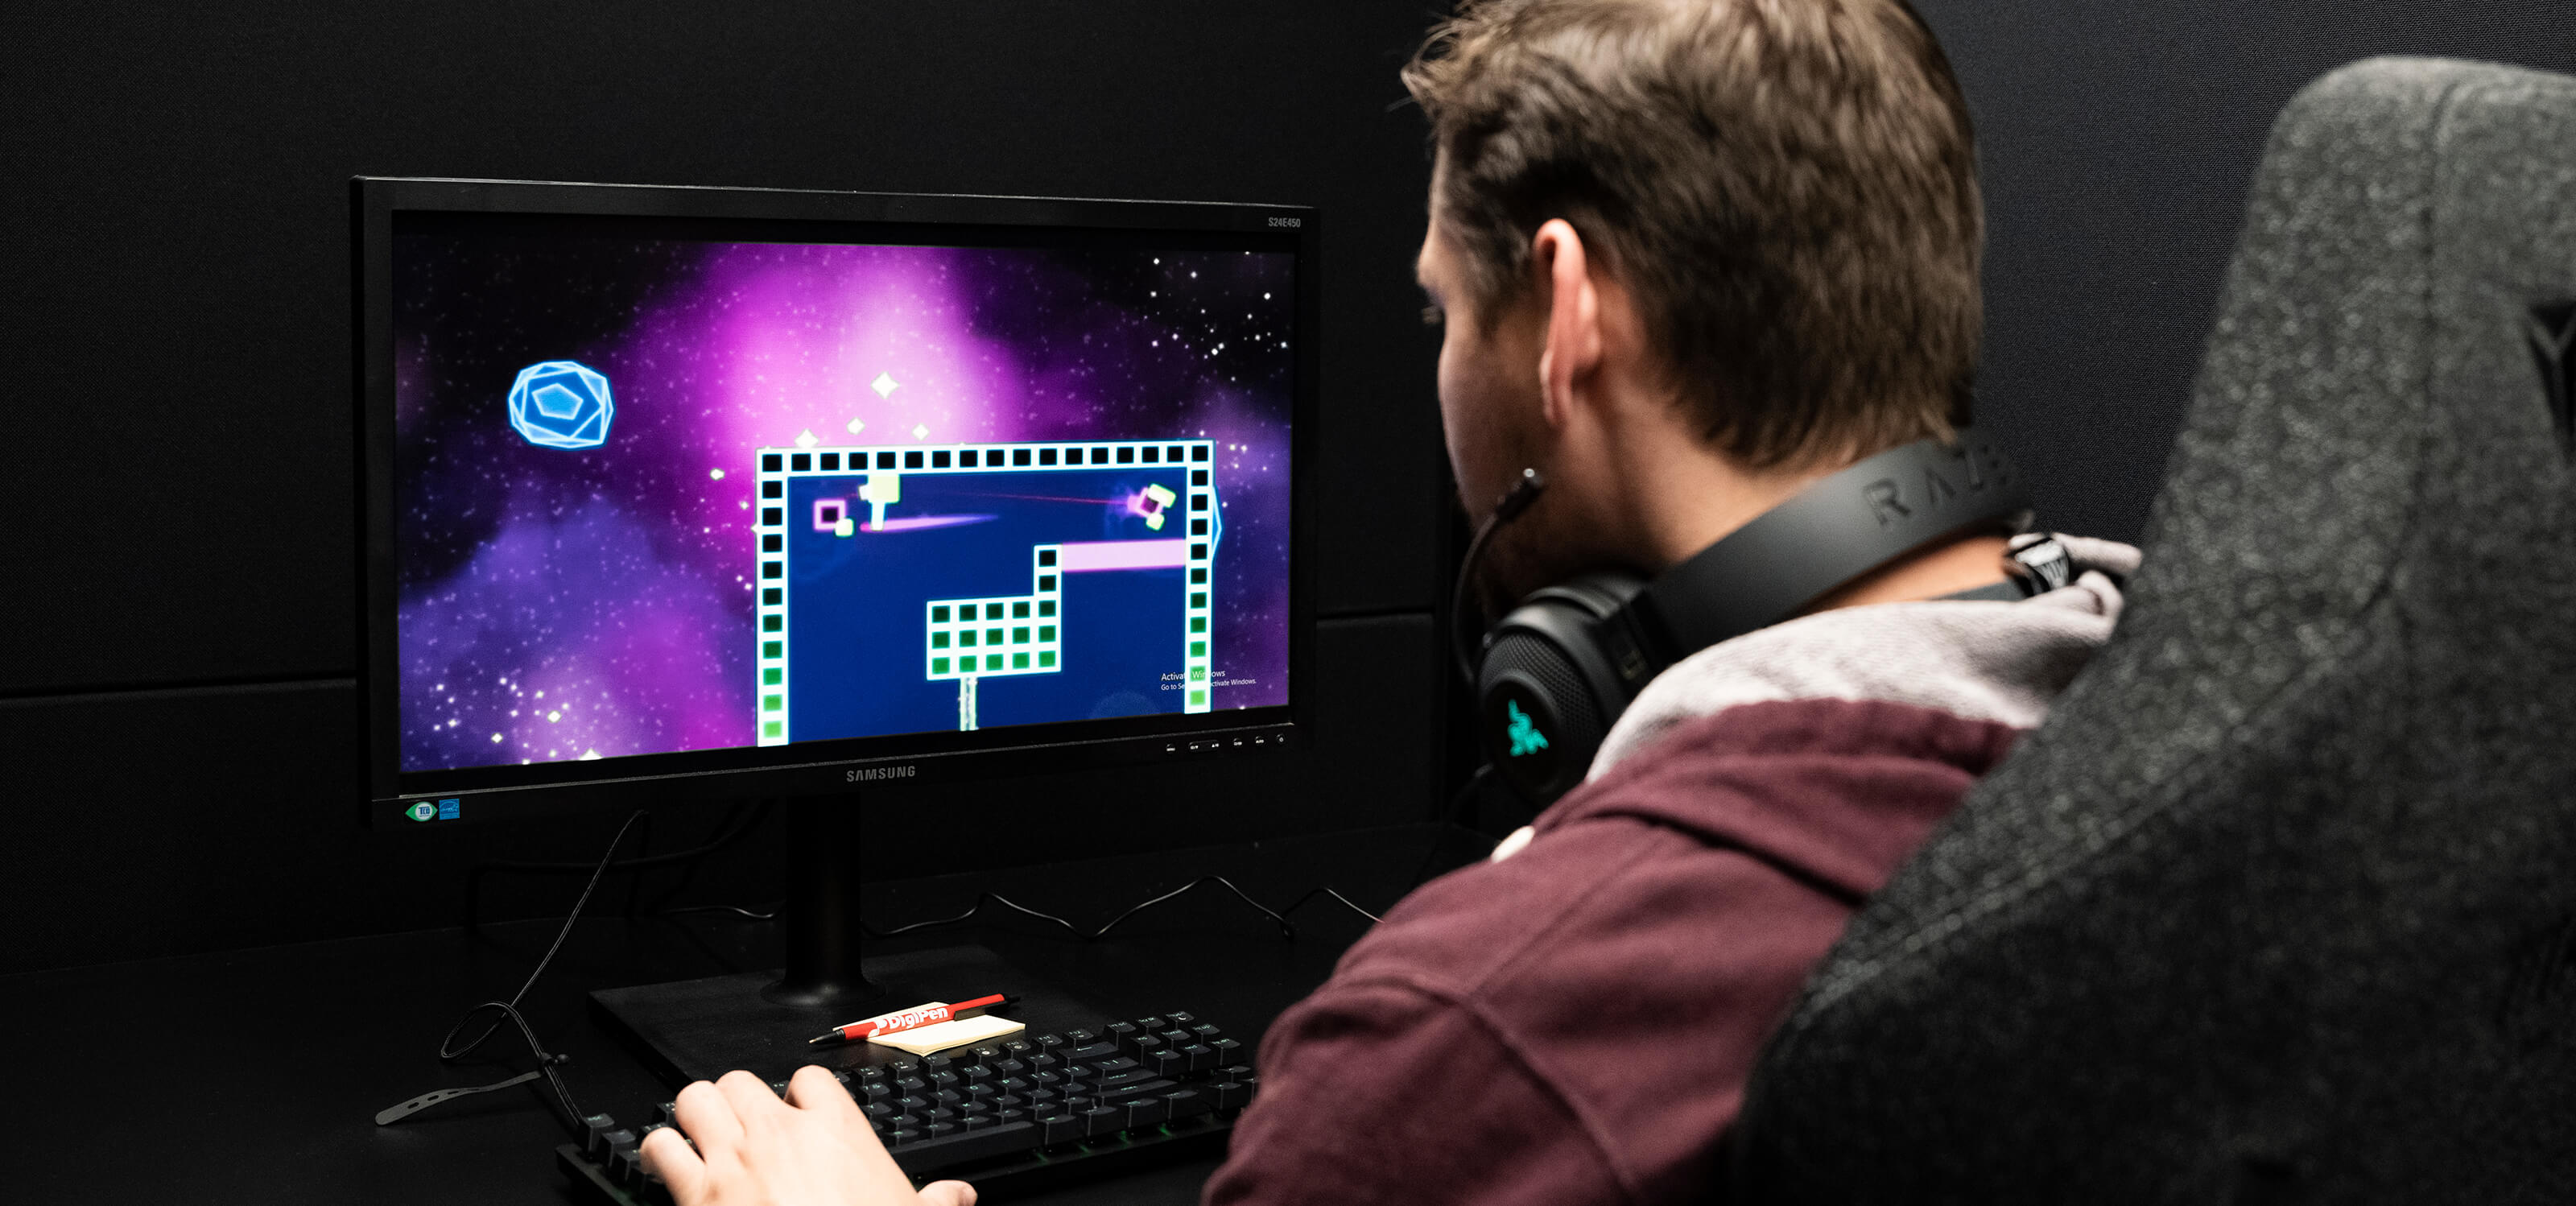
[392,229,1296,773]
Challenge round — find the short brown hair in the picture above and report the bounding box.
[1405,0,1983,469]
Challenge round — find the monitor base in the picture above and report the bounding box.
[590,942,1114,1087]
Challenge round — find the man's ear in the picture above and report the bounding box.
[1531,219,1603,432]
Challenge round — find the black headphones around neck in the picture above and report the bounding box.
[1457,431,2038,806]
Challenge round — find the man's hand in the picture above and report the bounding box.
[640,1065,975,1206]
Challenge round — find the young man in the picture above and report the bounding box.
[1208,1,2132,1202]
[645,2,2134,1203]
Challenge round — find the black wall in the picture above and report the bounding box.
[5,1,2570,975]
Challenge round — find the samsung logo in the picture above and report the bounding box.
[845,765,919,783]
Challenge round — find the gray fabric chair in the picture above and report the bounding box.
[1730,58,2576,1201]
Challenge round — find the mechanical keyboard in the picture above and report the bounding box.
[559,1010,1261,1203]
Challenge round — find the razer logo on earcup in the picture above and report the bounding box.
[2531,300,2576,463]
[1505,700,1550,758]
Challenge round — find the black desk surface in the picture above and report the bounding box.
[4,824,1492,1206]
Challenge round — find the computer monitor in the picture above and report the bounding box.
[353,176,1319,1080]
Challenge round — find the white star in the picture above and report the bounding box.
[912,423,930,440]
[795,429,819,448]
[873,372,900,399]
[847,417,866,434]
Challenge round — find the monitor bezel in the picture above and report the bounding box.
[352,176,1321,826]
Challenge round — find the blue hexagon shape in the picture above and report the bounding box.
[506,361,614,450]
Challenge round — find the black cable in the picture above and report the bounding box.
[659,900,784,921]
[1450,468,1549,688]
[1405,766,1496,894]
[464,801,768,931]
[382,810,648,1132]
[857,874,1382,944]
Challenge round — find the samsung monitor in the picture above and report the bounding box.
[353,176,1319,1078]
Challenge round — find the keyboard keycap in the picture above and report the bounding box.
[1179,1043,1218,1072]
[1162,1088,1211,1120]
[1080,1105,1124,1137]
[1119,1096,1169,1129]
[1038,1113,1085,1145]
[1210,1081,1253,1111]
[1134,1015,1168,1032]
[1090,1076,1177,1105]
[1091,1068,1164,1097]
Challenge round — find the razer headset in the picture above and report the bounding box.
[1455,430,2062,806]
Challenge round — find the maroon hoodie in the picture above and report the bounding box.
[1205,538,2136,1205]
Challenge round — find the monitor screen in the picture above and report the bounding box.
[359,184,1313,816]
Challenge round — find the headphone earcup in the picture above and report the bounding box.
[1474,574,1646,806]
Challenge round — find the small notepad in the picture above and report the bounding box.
[865,1012,1026,1056]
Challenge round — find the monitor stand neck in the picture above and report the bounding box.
[765,797,881,1009]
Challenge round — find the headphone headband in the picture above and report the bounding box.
[1624,432,2030,663]
[1472,430,2033,807]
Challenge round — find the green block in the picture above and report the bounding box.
[1191,592,1207,608]
[1013,652,1030,669]
[932,631,949,649]
[932,605,951,622]
[959,604,977,620]
[1189,690,1207,706]
[1040,625,1056,641]
[931,657,950,675]
[762,641,782,659]
[1012,626,1030,643]
[1039,600,1056,617]
[1039,650,1055,667]
[762,721,782,738]
[1191,666,1206,681]
[1190,641,1206,657]
[762,667,782,686]
[762,614,782,632]
[985,654,1003,671]
[987,627,1003,645]
[762,694,782,712]
[960,630,976,647]
[1013,601,1030,618]
[1190,617,1207,633]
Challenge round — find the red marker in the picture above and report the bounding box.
[807,993,1017,1046]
